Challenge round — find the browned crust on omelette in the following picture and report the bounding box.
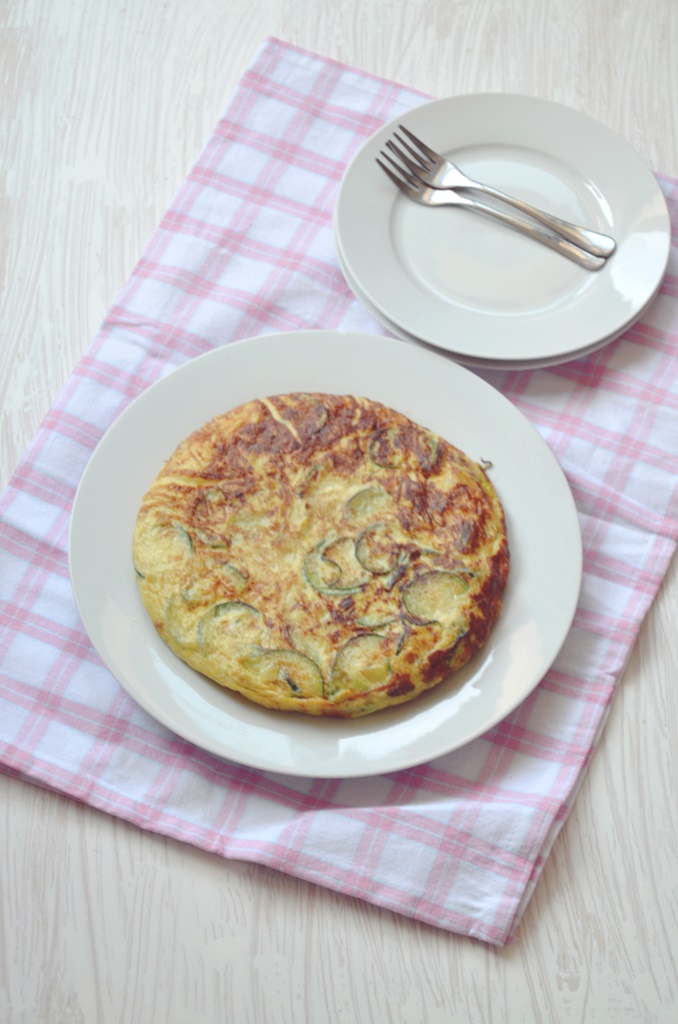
[132,393,509,717]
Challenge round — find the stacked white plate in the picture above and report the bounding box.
[334,95,671,370]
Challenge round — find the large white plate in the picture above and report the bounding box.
[335,95,670,365]
[69,331,582,778]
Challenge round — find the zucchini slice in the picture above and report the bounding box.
[302,543,341,591]
[329,633,392,695]
[174,524,194,554]
[303,538,367,595]
[345,485,391,522]
[213,599,262,622]
[252,649,324,698]
[296,458,330,496]
[354,523,398,575]
[198,600,268,651]
[322,536,369,586]
[402,570,469,624]
[417,431,440,473]
[385,549,410,590]
[368,427,401,469]
[356,613,400,630]
[181,575,218,608]
[134,520,194,580]
[181,563,248,608]
[218,562,249,593]
[192,528,229,549]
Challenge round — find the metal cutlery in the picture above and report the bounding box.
[376,154,606,272]
[377,124,615,266]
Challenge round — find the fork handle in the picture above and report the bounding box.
[468,182,615,259]
[454,193,606,271]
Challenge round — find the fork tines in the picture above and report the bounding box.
[375,155,419,195]
[397,124,437,162]
[377,124,438,189]
[385,138,426,177]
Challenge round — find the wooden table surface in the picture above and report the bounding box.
[1,1,677,1021]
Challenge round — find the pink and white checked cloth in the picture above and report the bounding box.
[1,38,677,946]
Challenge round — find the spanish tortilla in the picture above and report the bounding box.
[132,393,509,717]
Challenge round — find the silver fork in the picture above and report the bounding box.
[376,154,606,272]
[386,124,616,260]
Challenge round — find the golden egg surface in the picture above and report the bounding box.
[132,393,509,717]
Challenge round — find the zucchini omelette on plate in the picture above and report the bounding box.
[132,393,509,717]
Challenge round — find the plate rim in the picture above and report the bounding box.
[69,329,583,778]
[335,233,664,371]
[334,92,670,364]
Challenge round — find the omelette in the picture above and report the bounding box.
[132,393,509,717]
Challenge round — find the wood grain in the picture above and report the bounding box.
[1,1,677,1021]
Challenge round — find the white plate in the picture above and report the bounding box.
[335,94,670,365]
[335,235,658,371]
[69,331,582,778]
